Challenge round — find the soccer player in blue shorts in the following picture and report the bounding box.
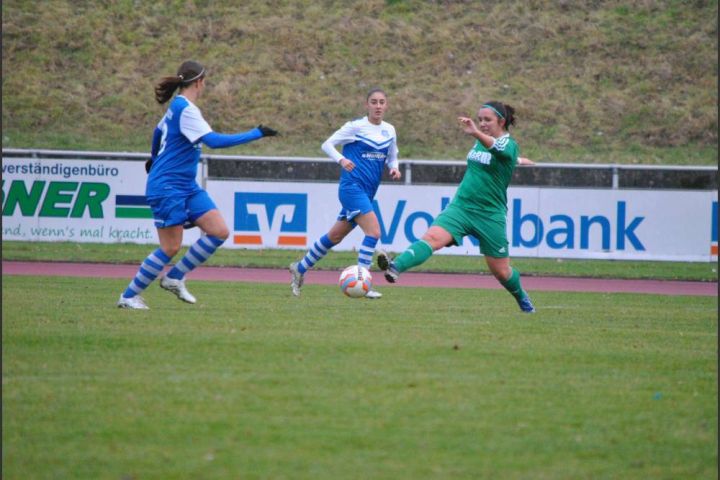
[289,88,402,299]
[117,60,278,309]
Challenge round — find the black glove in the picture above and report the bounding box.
[145,159,153,173]
[258,124,278,137]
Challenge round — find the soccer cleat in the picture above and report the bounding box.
[160,276,197,304]
[376,250,399,283]
[365,290,382,299]
[289,261,304,297]
[117,294,149,310]
[517,296,536,313]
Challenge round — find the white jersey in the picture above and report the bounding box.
[321,116,398,197]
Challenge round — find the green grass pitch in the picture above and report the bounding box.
[2,275,717,479]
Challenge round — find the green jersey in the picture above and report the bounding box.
[451,133,519,219]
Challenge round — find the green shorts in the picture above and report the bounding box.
[432,203,509,258]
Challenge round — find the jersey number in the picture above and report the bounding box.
[156,122,169,157]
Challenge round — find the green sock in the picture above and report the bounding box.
[394,240,434,273]
[500,268,528,301]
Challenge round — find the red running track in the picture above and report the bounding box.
[2,261,717,297]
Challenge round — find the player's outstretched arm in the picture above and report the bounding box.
[201,125,279,149]
[518,157,536,166]
[457,116,496,149]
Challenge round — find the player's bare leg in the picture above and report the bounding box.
[486,256,535,313]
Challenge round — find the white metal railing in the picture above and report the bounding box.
[3,148,717,189]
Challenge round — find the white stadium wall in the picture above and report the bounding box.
[2,157,718,262]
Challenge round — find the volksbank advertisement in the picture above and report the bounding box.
[212,181,717,262]
[2,157,717,262]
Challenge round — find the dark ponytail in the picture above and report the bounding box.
[482,101,516,130]
[154,60,206,104]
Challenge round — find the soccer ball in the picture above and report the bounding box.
[339,265,372,298]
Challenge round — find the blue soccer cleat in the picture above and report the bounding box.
[517,296,536,313]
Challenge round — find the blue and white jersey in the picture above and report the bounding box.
[146,95,212,198]
[321,116,399,198]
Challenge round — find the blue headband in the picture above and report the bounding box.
[482,104,505,119]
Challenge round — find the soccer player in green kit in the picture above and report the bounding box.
[377,101,536,313]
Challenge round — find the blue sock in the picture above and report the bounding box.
[298,234,335,274]
[166,235,225,280]
[123,248,172,298]
[358,236,378,270]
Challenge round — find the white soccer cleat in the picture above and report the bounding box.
[160,276,197,304]
[117,294,149,310]
[365,290,382,299]
[289,261,304,297]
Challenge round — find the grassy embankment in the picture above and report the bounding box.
[2,1,717,164]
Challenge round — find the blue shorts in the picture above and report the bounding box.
[337,183,374,224]
[146,190,217,229]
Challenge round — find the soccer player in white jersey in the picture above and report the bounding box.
[289,88,402,298]
[118,60,278,309]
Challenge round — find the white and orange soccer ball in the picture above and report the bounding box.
[338,265,372,298]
